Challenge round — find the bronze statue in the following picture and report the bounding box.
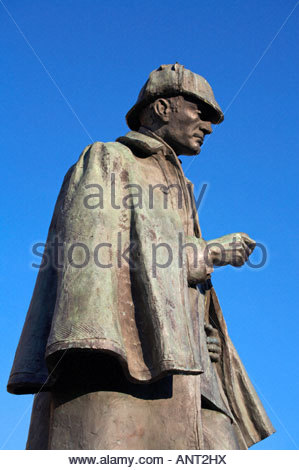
[8,63,274,449]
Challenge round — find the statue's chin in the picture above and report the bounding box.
[166,137,201,156]
[182,145,201,157]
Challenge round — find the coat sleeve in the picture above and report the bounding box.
[184,235,213,284]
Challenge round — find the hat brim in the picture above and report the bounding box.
[126,93,224,131]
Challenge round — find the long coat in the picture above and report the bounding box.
[8,130,274,448]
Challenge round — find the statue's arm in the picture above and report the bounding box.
[185,232,255,364]
[184,236,213,284]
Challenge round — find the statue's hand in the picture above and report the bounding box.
[204,323,222,363]
[207,232,256,267]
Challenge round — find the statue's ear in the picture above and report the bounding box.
[152,99,171,122]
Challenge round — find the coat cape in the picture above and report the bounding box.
[8,133,274,447]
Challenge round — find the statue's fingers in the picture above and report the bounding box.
[207,344,221,354]
[206,336,220,345]
[239,246,249,262]
[204,323,214,334]
[209,352,220,363]
[242,242,252,257]
[204,323,219,337]
[242,234,256,250]
[233,247,249,266]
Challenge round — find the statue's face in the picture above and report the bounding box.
[163,97,213,156]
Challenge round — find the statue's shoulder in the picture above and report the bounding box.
[79,140,134,161]
[76,131,161,165]
[63,140,135,183]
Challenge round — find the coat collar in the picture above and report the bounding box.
[116,128,167,156]
[116,129,200,235]
[116,127,185,170]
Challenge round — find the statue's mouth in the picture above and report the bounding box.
[194,135,204,145]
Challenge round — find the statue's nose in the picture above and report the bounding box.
[201,121,213,135]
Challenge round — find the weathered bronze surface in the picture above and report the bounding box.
[8,64,275,449]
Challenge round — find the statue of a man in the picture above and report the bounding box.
[8,64,274,449]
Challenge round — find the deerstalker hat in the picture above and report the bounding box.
[126,63,224,130]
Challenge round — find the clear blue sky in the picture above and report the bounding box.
[1,0,298,450]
